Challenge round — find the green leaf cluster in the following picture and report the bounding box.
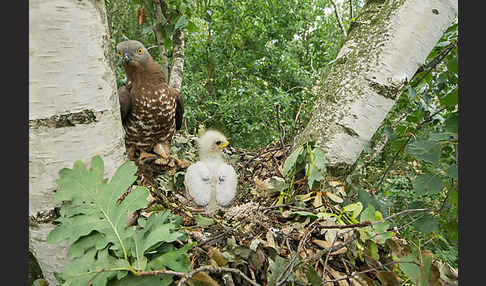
[281,142,327,203]
[47,156,192,286]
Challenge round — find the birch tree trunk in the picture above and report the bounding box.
[29,0,126,284]
[293,0,458,175]
[169,29,185,91]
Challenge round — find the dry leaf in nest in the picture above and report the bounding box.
[326,191,344,203]
[265,230,278,251]
[209,247,228,267]
[189,272,220,286]
[375,271,401,286]
[254,176,285,198]
[326,266,349,286]
[385,237,411,258]
[349,273,376,286]
[180,212,196,226]
[312,239,347,255]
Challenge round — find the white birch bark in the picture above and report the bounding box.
[29,0,126,284]
[293,0,458,174]
[169,29,185,91]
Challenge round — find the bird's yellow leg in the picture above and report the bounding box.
[154,143,170,165]
[138,150,158,161]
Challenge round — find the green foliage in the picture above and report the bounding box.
[266,255,299,286]
[350,21,459,269]
[106,0,353,148]
[104,0,459,277]
[47,156,192,285]
[280,142,327,204]
[359,205,394,245]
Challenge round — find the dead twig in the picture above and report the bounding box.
[175,265,261,286]
[323,260,420,284]
[276,219,321,286]
[322,229,339,280]
[308,208,428,265]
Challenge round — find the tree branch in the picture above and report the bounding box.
[330,0,347,38]
[349,0,353,19]
[275,103,286,149]
[169,29,185,91]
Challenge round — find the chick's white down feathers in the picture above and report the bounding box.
[184,130,237,210]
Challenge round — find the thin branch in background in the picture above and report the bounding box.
[439,178,455,213]
[411,41,457,88]
[294,102,305,125]
[349,0,353,19]
[329,0,347,38]
[275,102,286,149]
[152,0,169,81]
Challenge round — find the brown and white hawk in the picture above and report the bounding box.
[116,40,184,162]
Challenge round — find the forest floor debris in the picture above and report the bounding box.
[123,132,457,286]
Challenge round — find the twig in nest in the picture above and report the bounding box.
[276,219,321,286]
[322,230,339,280]
[307,208,429,265]
[275,102,286,149]
[197,205,264,247]
[322,260,420,284]
[175,265,261,286]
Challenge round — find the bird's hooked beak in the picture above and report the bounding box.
[218,140,229,149]
[122,53,130,65]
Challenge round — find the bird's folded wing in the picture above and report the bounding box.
[184,161,212,206]
[215,164,237,206]
[118,86,131,121]
[174,90,184,130]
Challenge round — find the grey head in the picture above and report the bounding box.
[116,40,151,67]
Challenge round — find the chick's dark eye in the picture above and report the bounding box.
[215,141,222,145]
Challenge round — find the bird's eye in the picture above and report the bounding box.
[215,141,222,145]
[137,48,143,54]
[117,51,122,56]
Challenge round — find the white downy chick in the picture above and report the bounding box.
[184,130,237,212]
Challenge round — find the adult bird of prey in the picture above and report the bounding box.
[184,130,237,212]
[116,40,184,163]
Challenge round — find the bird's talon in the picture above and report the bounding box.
[154,158,169,165]
[138,151,159,163]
